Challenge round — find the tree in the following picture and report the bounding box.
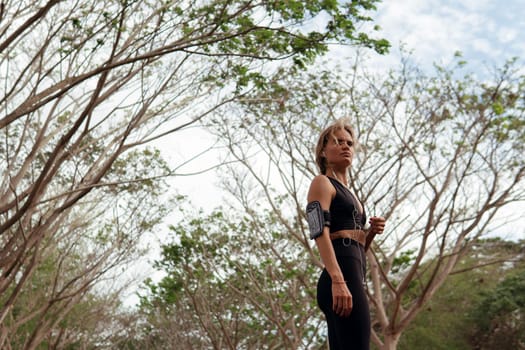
[202,54,525,349]
[137,217,525,349]
[399,238,525,350]
[134,207,323,349]
[0,0,388,347]
[469,256,525,349]
[0,148,171,349]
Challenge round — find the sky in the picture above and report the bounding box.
[370,0,525,71]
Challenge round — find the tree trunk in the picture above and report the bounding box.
[379,331,401,350]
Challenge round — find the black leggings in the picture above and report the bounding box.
[317,240,370,350]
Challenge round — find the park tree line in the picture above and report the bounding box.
[136,54,524,349]
[187,53,524,349]
[1,0,524,349]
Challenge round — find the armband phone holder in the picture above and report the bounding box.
[306,201,330,240]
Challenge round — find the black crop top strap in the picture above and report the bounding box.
[327,177,367,233]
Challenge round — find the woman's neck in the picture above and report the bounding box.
[330,168,349,187]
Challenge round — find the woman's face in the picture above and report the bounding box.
[323,128,354,169]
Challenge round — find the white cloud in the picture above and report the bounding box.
[497,27,518,43]
[369,0,525,70]
[455,0,492,12]
[472,38,498,56]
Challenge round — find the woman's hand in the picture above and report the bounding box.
[369,216,386,235]
[332,281,353,317]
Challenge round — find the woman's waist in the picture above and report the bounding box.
[329,229,367,246]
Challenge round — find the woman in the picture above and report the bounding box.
[306,119,385,350]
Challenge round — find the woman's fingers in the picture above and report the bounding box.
[341,295,352,317]
[333,291,353,317]
[369,216,386,234]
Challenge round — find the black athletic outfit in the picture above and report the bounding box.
[317,177,370,350]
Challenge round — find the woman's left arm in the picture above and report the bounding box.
[365,216,385,251]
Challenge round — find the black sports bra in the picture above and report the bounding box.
[327,177,366,233]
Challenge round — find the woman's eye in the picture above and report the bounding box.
[336,139,353,147]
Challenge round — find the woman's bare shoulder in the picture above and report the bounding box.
[308,175,335,203]
[310,174,332,187]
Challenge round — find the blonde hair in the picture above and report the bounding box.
[314,118,357,175]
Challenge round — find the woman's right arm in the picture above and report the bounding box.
[307,175,353,317]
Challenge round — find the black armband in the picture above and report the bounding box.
[306,201,331,240]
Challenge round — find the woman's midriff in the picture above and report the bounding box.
[330,229,367,245]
